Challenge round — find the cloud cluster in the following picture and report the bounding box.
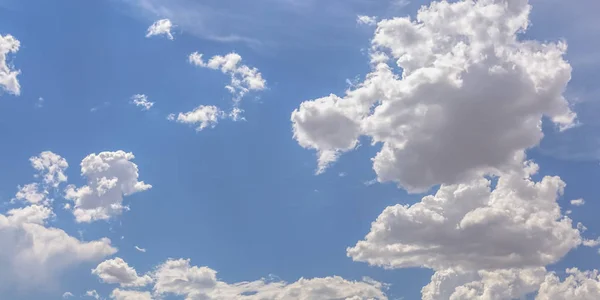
[0,34,20,96]
[93,257,388,299]
[146,19,174,40]
[537,268,600,300]
[168,105,224,131]
[292,0,576,193]
[64,151,152,223]
[92,258,152,287]
[0,152,117,291]
[131,94,154,111]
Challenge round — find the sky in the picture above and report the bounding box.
[0,0,600,299]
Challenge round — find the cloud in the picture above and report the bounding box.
[64,151,152,223]
[357,15,377,26]
[30,151,69,188]
[348,162,580,271]
[168,105,224,131]
[537,268,600,300]
[110,289,152,300]
[86,290,101,299]
[0,206,117,290]
[0,34,20,96]
[130,94,154,111]
[152,258,388,299]
[291,0,576,193]
[62,292,74,298]
[14,183,48,204]
[570,198,585,206]
[134,246,146,253]
[146,19,174,40]
[422,267,546,300]
[92,258,153,287]
[189,52,266,104]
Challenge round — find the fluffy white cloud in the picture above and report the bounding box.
[110,289,152,300]
[422,267,546,300]
[153,258,388,299]
[146,19,174,40]
[30,151,69,188]
[291,0,576,192]
[536,268,600,300]
[64,151,152,223]
[0,34,20,96]
[348,162,580,271]
[93,257,152,287]
[168,105,224,131]
[0,206,117,290]
[357,15,377,26]
[86,290,101,299]
[62,292,74,298]
[189,52,266,100]
[131,94,154,111]
[570,198,585,206]
[14,183,48,204]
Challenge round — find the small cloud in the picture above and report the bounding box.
[35,97,44,108]
[85,290,100,299]
[146,19,174,40]
[90,102,110,112]
[338,172,347,177]
[583,238,600,247]
[135,245,146,253]
[363,179,378,186]
[130,94,154,111]
[357,15,377,26]
[570,198,585,206]
[62,292,74,298]
[391,0,410,8]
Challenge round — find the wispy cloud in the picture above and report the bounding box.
[134,245,146,252]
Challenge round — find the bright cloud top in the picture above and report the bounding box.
[0,34,21,96]
[64,151,152,223]
[168,105,224,131]
[146,19,174,40]
[130,94,154,111]
[291,0,576,193]
[92,257,152,287]
[30,151,69,188]
[537,268,600,300]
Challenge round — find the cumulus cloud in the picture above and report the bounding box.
[14,183,48,204]
[110,289,152,300]
[152,258,388,299]
[357,15,377,26]
[62,292,74,298]
[348,161,582,299]
[130,94,154,111]
[167,105,224,131]
[30,151,69,188]
[0,206,116,290]
[146,19,174,40]
[537,268,600,300]
[570,198,585,206]
[86,290,101,299]
[348,162,580,271]
[291,0,576,192]
[0,34,21,96]
[92,258,152,287]
[64,151,152,223]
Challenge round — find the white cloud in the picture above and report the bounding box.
[64,151,152,223]
[537,268,600,300]
[14,183,48,204]
[130,94,154,111]
[571,198,585,206]
[110,289,152,300]
[168,105,224,131]
[582,238,600,248]
[30,151,69,188]
[86,290,101,299]
[134,246,146,253]
[153,258,388,299]
[357,15,377,26]
[291,0,576,192]
[146,19,174,40]
[0,206,117,290]
[92,257,153,287]
[62,292,74,298]
[348,162,580,272]
[0,34,20,96]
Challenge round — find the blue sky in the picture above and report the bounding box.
[0,0,600,299]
